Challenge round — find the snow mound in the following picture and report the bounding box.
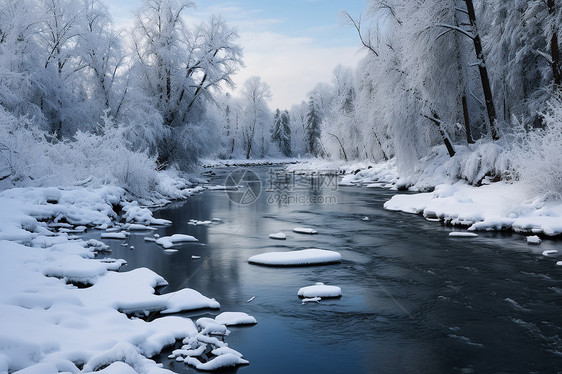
[161,289,220,314]
[215,312,257,326]
[155,234,199,249]
[298,282,342,298]
[292,227,318,234]
[248,249,342,266]
[269,232,287,240]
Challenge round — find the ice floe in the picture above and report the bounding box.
[248,249,342,266]
[101,231,129,239]
[527,235,542,244]
[292,227,318,234]
[449,232,478,237]
[269,232,287,240]
[297,282,342,298]
[542,249,558,256]
[301,297,321,304]
[155,234,199,249]
[215,312,257,326]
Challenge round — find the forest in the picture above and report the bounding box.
[0,0,561,200]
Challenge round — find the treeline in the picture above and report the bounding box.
[261,0,561,196]
[0,0,245,186]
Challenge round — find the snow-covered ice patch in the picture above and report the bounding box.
[542,250,558,257]
[124,223,156,231]
[188,219,213,226]
[155,234,199,249]
[292,227,318,234]
[301,297,321,304]
[449,232,478,237]
[248,249,342,266]
[527,235,542,244]
[214,312,257,326]
[269,232,287,240]
[297,282,342,298]
[101,231,129,239]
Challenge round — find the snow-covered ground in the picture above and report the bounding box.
[0,185,253,373]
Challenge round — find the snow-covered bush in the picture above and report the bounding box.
[0,109,161,198]
[514,98,562,199]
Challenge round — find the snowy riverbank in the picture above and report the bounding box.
[0,185,254,373]
[290,156,562,239]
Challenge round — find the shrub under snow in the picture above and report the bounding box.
[514,98,562,200]
[0,109,190,201]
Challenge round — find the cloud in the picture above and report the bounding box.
[232,30,365,109]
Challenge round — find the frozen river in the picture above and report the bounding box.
[101,165,562,373]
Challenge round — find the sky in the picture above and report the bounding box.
[107,0,368,110]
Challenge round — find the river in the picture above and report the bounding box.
[100,165,562,373]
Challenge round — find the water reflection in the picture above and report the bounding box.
[98,165,562,373]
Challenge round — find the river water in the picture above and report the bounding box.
[101,165,562,373]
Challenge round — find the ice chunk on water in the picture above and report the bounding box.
[269,232,286,240]
[215,312,257,326]
[542,249,558,256]
[155,234,199,249]
[449,232,478,237]
[301,297,321,304]
[101,232,128,240]
[196,318,230,336]
[298,282,342,298]
[248,249,342,266]
[292,227,318,234]
[527,235,541,244]
[124,223,156,231]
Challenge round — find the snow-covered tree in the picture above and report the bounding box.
[272,109,292,157]
[129,0,243,167]
[306,96,322,157]
[239,76,271,159]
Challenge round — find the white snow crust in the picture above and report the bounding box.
[297,282,342,298]
[0,186,249,373]
[248,249,342,266]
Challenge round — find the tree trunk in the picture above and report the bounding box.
[465,0,500,140]
[327,133,348,162]
[548,0,561,86]
[462,95,474,144]
[423,113,456,157]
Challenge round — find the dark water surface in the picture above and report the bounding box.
[100,166,562,373]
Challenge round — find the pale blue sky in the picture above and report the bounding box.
[107,0,368,109]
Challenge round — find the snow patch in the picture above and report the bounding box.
[269,232,287,240]
[155,234,199,249]
[298,282,342,298]
[248,249,342,266]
